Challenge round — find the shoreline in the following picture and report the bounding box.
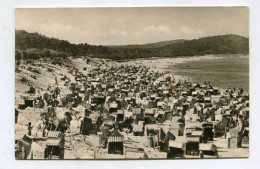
[112,54,249,93]
[112,54,248,70]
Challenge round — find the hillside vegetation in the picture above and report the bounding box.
[15,30,249,61]
[108,39,186,49]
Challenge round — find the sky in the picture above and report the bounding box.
[15,7,249,46]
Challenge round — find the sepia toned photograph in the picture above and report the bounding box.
[15,7,249,160]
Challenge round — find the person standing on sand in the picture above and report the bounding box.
[28,122,33,136]
[55,76,58,86]
[236,114,245,147]
[148,133,154,147]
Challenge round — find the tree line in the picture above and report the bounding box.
[15,30,249,61]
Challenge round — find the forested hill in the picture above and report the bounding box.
[108,39,186,49]
[15,30,249,60]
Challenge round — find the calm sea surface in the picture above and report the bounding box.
[172,56,249,92]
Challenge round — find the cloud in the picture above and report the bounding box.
[120,30,127,35]
[198,29,204,36]
[15,7,248,45]
[37,23,90,39]
[108,28,127,36]
[178,26,195,35]
[143,25,171,34]
[17,21,90,43]
[177,26,204,39]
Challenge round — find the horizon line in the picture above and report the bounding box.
[15,29,249,47]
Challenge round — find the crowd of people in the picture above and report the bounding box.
[16,59,249,159]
